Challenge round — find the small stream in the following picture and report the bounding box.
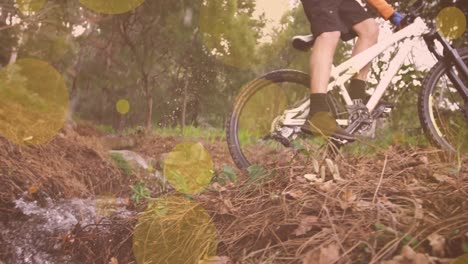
[1,197,133,264]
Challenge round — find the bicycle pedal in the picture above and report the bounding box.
[271,133,292,147]
[359,120,377,139]
[378,102,394,113]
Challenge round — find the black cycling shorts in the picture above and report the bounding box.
[300,0,373,41]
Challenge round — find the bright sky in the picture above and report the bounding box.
[253,0,296,42]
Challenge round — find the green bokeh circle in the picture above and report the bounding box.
[164,142,214,195]
[79,0,145,15]
[133,196,217,264]
[0,58,69,145]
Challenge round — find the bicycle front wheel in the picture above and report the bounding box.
[419,48,468,154]
[226,70,339,170]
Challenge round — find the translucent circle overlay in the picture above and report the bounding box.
[0,58,69,145]
[133,196,217,264]
[116,99,130,115]
[79,0,145,15]
[239,81,288,140]
[164,142,214,194]
[16,0,45,14]
[436,7,467,40]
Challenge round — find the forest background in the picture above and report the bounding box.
[0,0,466,137]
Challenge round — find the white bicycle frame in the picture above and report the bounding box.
[282,17,430,127]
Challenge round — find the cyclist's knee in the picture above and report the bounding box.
[316,31,341,43]
[356,20,379,41]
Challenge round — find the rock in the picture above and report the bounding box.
[109,150,149,170]
[102,136,136,150]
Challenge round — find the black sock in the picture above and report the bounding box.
[349,79,367,100]
[309,93,330,117]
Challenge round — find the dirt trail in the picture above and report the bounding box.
[0,125,467,263]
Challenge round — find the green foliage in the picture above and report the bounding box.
[123,126,145,136]
[344,126,429,156]
[246,164,275,185]
[214,165,237,185]
[130,182,151,204]
[154,125,226,142]
[110,152,133,176]
[401,234,419,247]
[463,243,468,253]
[96,124,116,134]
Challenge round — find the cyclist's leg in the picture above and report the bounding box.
[300,0,354,140]
[301,0,344,96]
[352,19,379,80]
[339,0,378,100]
[310,32,341,95]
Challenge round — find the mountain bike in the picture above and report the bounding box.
[226,1,468,170]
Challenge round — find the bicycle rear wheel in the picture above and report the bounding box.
[226,70,340,170]
[419,48,468,154]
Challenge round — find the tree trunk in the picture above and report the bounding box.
[181,77,190,130]
[146,93,153,133]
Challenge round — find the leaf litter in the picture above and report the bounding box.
[1,129,467,264]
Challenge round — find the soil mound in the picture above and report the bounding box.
[0,126,124,207]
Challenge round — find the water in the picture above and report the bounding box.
[1,197,133,264]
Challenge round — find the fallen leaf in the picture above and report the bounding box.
[432,174,455,184]
[23,136,34,142]
[108,257,119,264]
[295,176,307,183]
[419,156,429,165]
[354,200,373,211]
[283,190,304,200]
[312,159,320,174]
[427,233,445,257]
[320,166,326,181]
[318,181,335,192]
[304,174,324,183]
[293,216,319,236]
[218,199,234,215]
[319,243,340,264]
[342,190,357,203]
[199,256,231,264]
[212,182,227,192]
[302,243,340,264]
[382,246,435,264]
[414,199,424,220]
[28,185,39,195]
[325,159,336,174]
[339,189,357,209]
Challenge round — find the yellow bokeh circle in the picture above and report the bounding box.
[116,99,130,115]
[436,7,467,40]
[16,0,45,14]
[164,142,214,195]
[0,58,69,145]
[239,80,289,141]
[79,0,145,15]
[133,196,217,264]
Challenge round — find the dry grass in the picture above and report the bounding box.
[1,128,466,263]
[0,125,127,207]
[196,147,468,263]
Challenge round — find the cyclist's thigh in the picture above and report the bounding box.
[300,0,345,37]
[338,0,374,39]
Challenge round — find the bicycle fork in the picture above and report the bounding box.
[424,32,468,102]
